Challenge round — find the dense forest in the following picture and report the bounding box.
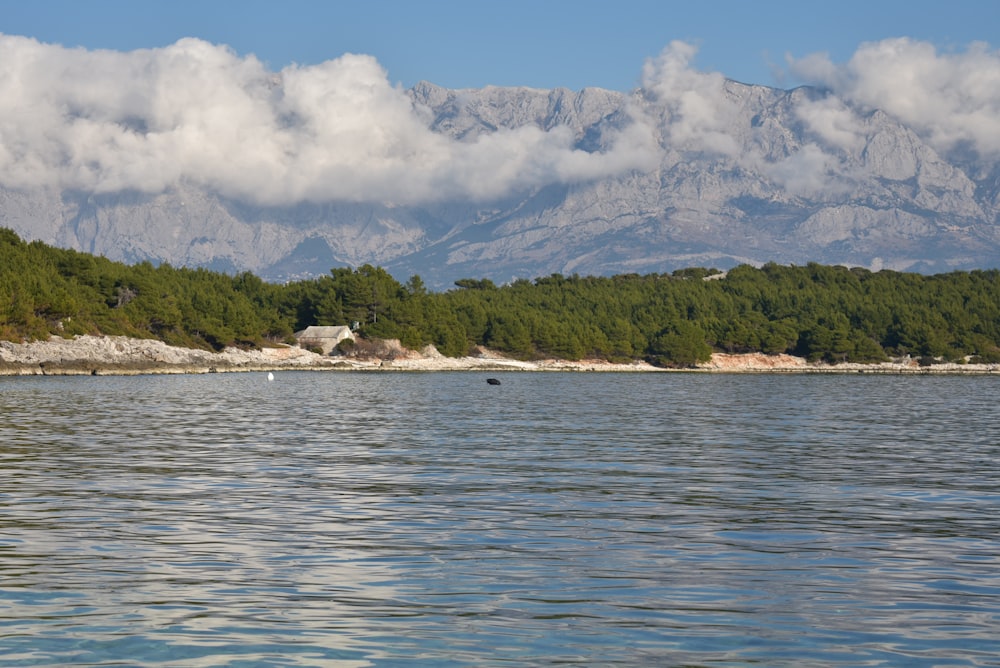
[2,228,999,366]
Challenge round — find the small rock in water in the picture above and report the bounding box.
[486,378,501,385]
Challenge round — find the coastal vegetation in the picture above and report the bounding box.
[2,228,999,366]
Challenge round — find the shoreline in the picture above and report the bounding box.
[2,334,999,376]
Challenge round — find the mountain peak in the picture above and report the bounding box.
[3,79,998,289]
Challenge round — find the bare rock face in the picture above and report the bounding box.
[3,80,999,289]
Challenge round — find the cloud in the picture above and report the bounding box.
[638,36,1000,196]
[788,38,1000,159]
[637,42,864,196]
[636,37,1000,196]
[764,143,856,199]
[640,41,740,157]
[3,34,997,209]
[793,95,866,153]
[0,35,657,205]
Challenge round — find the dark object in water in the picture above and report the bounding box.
[486,378,501,385]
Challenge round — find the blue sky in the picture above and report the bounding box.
[3,0,998,91]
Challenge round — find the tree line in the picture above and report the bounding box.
[2,228,999,366]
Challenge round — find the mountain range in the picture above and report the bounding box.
[3,77,999,290]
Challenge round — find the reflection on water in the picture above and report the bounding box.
[2,372,999,666]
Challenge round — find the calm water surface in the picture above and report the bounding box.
[1,371,999,666]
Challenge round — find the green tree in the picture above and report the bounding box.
[647,321,712,367]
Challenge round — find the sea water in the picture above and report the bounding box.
[1,371,999,666]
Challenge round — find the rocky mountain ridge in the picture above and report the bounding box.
[2,78,998,289]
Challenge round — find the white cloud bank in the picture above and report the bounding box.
[788,38,1000,158]
[0,35,657,205]
[637,38,1000,198]
[0,35,998,206]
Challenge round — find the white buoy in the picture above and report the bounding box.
[267,372,274,381]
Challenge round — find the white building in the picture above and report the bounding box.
[294,325,355,355]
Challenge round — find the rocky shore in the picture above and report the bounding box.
[2,335,999,376]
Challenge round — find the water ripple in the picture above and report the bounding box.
[1,372,999,666]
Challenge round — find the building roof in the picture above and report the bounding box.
[294,325,352,339]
